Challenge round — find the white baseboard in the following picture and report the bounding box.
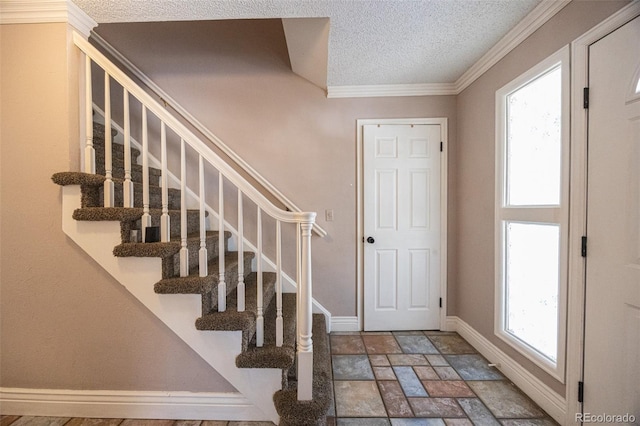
[442,316,458,332]
[330,316,360,332]
[329,315,457,333]
[0,388,266,421]
[446,316,567,423]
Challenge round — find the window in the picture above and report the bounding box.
[495,47,569,381]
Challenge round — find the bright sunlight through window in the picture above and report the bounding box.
[505,222,559,362]
[495,47,569,381]
[506,67,562,206]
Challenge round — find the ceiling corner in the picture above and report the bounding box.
[281,17,330,91]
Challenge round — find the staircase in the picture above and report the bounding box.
[51,32,333,425]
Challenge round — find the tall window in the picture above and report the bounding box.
[495,47,569,381]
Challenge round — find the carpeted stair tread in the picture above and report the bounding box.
[93,122,118,138]
[155,250,253,294]
[114,240,180,258]
[97,161,162,184]
[170,231,231,277]
[186,246,249,277]
[238,345,296,370]
[129,183,179,209]
[196,272,277,350]
[273,314,332,426]
[94,143,141,162]
[72,206,202,222]
[155,273,219,295]
[113,231,222,258]
[260,293,297,347]
[92,124,153,180]
[236,293,297,370]
[98,178,181,210]
[73,206,148,222]
[52,171,172,210]
[52,171,105,187]
[72,207,205,242]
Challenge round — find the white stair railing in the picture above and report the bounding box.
[276,220,283,347]
[122,89,134,208]
[198,155,208,277]
[237,190,245,312]
[84,55,95,174]
[180,138,189,276]
[103,72,114,207]
[74,31,316,401]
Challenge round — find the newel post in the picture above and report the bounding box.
[297,216,315,401]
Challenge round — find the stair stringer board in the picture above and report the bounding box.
[61,185,281,423]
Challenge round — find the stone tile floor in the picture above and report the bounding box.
[326,331,558,425]
[0,331,557,426]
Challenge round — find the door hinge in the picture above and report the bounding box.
[583,87,589,109]
[440,141,443,152]
[578,381,584,403]
[439,297,442,308]
[581,236,588,257]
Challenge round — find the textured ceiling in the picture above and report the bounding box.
[72,0,543,86]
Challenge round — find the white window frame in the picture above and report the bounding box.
[494,46,570,382]
[629,62,640,102]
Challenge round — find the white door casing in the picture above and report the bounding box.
[362,123,444,331]
[582,15,640,421]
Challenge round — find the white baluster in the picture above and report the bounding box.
[296,223,301,340]
[122,88,133,208]
[160,122,170,242]
[237,189,245,312]
[256,207,264,347]
[103,73,114,207]
[179,138,189,277]
[198,155,208,277]
[276,220,283,347]
[217,171,226,312]
[84,55,95,174]
[297,219,315,401]
[141,106,151,241]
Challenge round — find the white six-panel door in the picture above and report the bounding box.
[583,15,640,420]
[363,124,441,331]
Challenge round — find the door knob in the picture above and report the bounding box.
[366,236,375,244]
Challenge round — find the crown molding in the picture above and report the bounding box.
[454,0,571,94]
[327,83,457,98]
[0,0,96,37]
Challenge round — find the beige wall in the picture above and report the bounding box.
[0,22,234,392]
[93,20,458,318]
[454,0,630,395]
[2,0,629,398]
